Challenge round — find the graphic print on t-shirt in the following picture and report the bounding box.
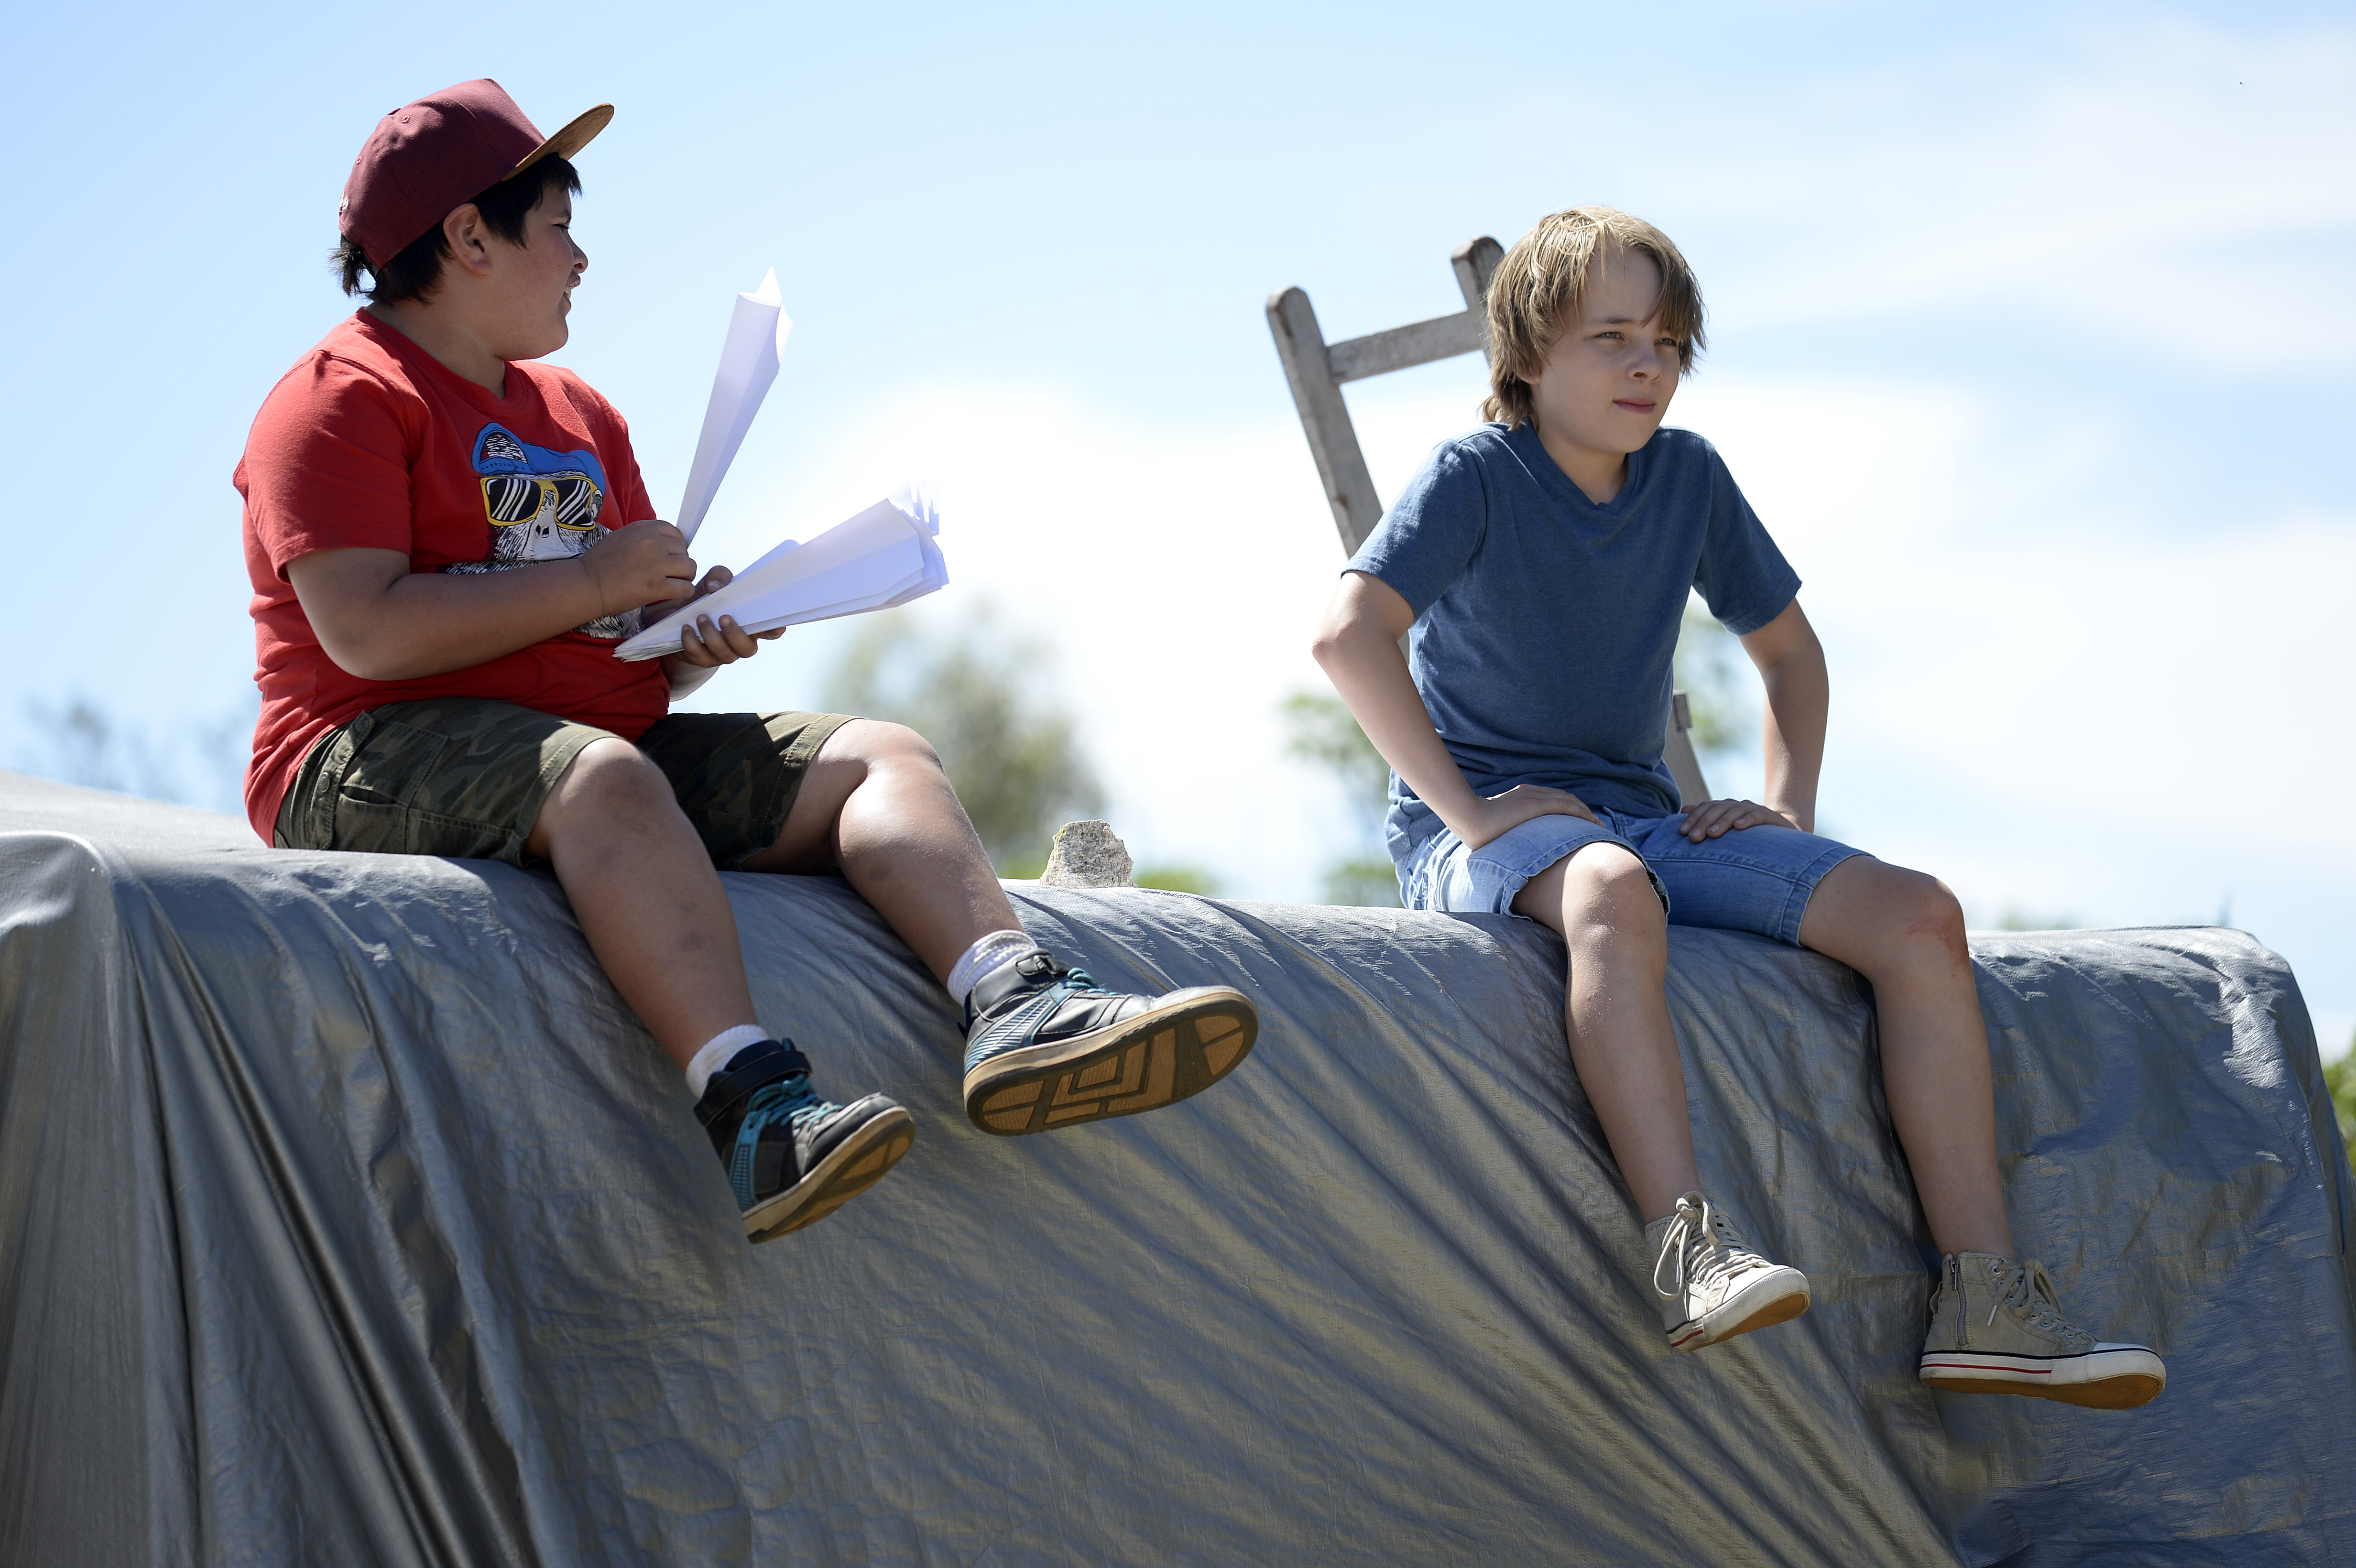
[442,422,640,640]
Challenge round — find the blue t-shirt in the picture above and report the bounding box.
[1348,421,1800,861]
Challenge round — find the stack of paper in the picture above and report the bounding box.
[674,269,791,545]
[615,486,949,661]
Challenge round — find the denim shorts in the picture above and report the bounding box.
[1396,807,1866,947]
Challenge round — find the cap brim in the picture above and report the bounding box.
[507,103,613,179]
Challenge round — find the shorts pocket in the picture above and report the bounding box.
[335,718,453,812]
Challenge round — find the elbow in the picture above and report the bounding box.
[1313,572,1412,672]
[1309,596,1373,671]
[316,633,411,684]
[1310,612,1404,676]
[1309,615,1368,674]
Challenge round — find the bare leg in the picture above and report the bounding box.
[740,719,1020,984]
[525,738,759,1071]
[1513,844,1701,1220]
[1798,857,2016,1259]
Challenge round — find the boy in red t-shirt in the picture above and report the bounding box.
[240,80,1259,1243]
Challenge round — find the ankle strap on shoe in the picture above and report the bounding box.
[965,947,1063,1021]
[693,1039,811,1130]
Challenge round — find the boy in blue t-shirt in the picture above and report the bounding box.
[1312,207,2164,1409]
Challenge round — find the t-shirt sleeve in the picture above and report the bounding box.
[240,355,418,579]
[1690,442,1801,636]
[1345,440,1488,618]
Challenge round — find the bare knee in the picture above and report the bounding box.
[529,738,679,854]
[562,736,670,798]
[1560,846,1665,944]
[1880,869,1968,970]
[819,718,946,779]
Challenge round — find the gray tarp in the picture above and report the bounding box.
[0,769,2349,1567]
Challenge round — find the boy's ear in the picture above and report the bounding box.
[440,203,497,280]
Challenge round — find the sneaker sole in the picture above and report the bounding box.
[1918,1347,2166,1409]
[963,987,1257,1135]
[1669,1268,1812,1351]
[742,1103,916,1244]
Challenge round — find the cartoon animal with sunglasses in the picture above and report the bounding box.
[444,423,641,639]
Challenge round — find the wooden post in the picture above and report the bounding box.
[1450,237,1504,332]
[1268,239,1502,559]
[1266,287,1385,557]
[1662,690,1712,806]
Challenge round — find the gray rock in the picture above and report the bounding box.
[1039,820,1134,889]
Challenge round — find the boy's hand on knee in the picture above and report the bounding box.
[1458,784,1599,850]
[1679,798,1798,841]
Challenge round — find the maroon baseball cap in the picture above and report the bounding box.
[339,79,613,269]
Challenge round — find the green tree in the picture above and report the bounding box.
[1994,907,2086,932]
[822,606,1103,877]
[19,693,256,816]
[1133,865,1221,895]
[2327,1034,2356,1183]
[1279,689,1399,907]
[1673,605,1752,761]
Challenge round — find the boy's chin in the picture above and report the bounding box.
[503,325,569,362]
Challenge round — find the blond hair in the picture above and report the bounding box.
[1482,207,1706,428]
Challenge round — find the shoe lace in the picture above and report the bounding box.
[730,1074,833,1207]
[1987,1258,2075,1337]
[746,1074,831,1134]
[1653,1196,1774,1300]
[1022,965,1105,1015]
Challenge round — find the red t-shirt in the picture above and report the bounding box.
[237,312,667,843]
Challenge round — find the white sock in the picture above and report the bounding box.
[684,1024,774,1100]
[948,928,1036,1005]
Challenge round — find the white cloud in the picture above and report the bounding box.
[1669,370,2356,848]
[1549,20,2356,365]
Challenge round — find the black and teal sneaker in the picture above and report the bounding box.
[960,948,1257,1135]
[692,1040,914,1242]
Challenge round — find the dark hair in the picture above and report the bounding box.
[333,156,581,305]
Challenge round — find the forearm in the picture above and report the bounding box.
[291,527,695,683]
[1758,651,1827,833]
[325,559,609,680]
[1310,620,1482,835]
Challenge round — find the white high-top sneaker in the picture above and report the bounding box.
[1645,1192,1811,1352]
[1918,1252,2166,1409]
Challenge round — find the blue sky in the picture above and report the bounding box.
[3,2,2350,1045]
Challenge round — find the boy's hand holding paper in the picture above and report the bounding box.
[633,270,949,667]
[661,564,786,670]
[619,486,948,660]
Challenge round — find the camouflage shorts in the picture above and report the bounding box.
[274,697,853,869]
